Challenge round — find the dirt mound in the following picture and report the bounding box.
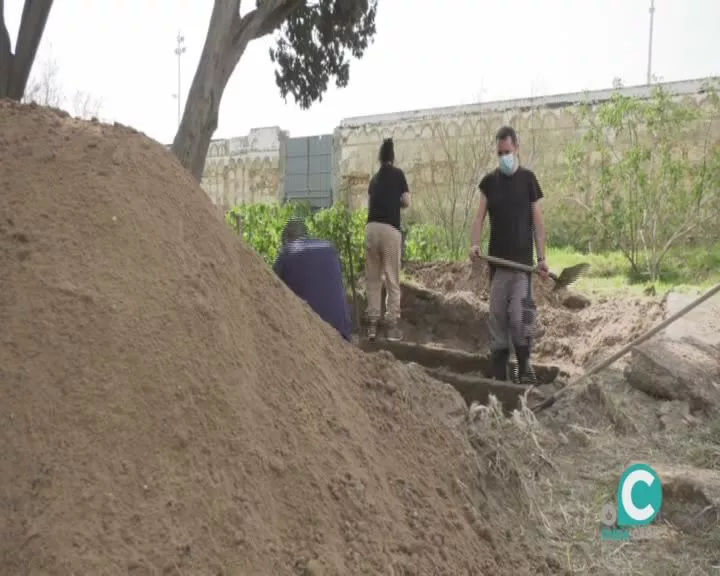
[0,101,550,575]
[534,296,664,369]
[404,261,563,307]
[404,263,664,371]
[400,283,491,350]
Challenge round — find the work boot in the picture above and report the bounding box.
[510,364,538,385]
[491,349,510,381]
[385,321,403,342]
[514,345,537,386]
[367,321,378,341]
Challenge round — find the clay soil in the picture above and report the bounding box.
[0,102,553,575]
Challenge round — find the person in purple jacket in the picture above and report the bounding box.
[273,218,353,342]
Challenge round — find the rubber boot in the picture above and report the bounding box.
[491,348,510,381]
[514,345,536,385]
[367,320,377,341]
[385,320,402,342]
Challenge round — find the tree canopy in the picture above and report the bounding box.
[269,0,377,108]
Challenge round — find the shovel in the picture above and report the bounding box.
[476,254,589,291]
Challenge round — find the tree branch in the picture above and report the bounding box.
[231,0,304,48]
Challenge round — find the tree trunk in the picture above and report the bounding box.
[171,0,298,181]
[171,1,241,181]
[0,1,11,98]
[0,0,54,99]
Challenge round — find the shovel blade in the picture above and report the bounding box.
[553,263,590,290]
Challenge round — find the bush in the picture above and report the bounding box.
[404,223,452,261]
[226,203,451,286]
[226,203,297,264]
[563,82,720,280]
[227,202,366,287]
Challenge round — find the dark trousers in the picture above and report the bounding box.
[489,268,536,349]
[488,268,537,380]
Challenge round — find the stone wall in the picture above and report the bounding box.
[197,79,717,214]
[332,79,717,213]
[201,126,287,209]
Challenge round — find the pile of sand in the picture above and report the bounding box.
[0,101,549,575]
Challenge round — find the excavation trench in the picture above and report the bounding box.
[358,339,564,413]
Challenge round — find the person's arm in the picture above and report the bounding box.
[470,177,489,249]
[532,202,546,262]
[399,170,410,209]
[341,297,353,342]
[529,172,546,262]
[367,173,378,211]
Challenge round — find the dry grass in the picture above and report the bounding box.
[465,373,720,575]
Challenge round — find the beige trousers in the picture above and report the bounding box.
[365,222,402,324]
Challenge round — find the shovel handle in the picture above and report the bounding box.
[475,254,562,286]
[475,254,536,274]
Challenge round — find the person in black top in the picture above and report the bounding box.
[469,126,549,384]
[365,138,410,341]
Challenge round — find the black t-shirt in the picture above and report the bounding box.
[478,167,544,266]
[367,164,408,231]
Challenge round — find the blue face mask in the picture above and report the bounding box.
[499,153,515,175]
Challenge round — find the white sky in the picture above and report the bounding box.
[5,0,720,145]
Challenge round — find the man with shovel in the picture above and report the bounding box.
[469,126,549,384]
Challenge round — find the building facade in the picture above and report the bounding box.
[200,78,716,211]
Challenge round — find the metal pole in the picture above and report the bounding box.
[646,0,655,85]
[174,32,186,127]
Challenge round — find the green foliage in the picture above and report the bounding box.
[227,201,719,295]
[563,81,720,280]
[306,203,367,287]
[226,202,366,287]
[226,202,452,286]
[404,223,450,261]
[226,202,297,264]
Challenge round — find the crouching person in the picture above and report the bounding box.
[273,218,352,342]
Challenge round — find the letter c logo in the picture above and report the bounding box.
[617,464,662,527]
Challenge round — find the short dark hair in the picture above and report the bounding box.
[379,138,394,164]
[282,217,308,244]
[495,126,518,146]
